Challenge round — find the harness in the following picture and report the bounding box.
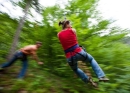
[65,44,88,66]
[64,44,79,53]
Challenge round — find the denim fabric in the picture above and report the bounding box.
[1,51,28,78]
[67,49,105,83]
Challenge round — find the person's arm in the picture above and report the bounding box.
[31,51,43,65]
[72,28,77,36]
[32,52,39,62]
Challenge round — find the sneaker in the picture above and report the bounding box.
[99,77,109,82]
[88,77,98,88]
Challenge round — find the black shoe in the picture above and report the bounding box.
[99,77,109,82]
[88,77,98,88]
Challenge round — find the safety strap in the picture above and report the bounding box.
[64,44,79,53]
[68,45,88,66]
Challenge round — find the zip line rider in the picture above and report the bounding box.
[57,20,109,87]
[0,41,43,79]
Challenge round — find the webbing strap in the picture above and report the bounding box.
[69,46,87,66]
[64,44,79,53]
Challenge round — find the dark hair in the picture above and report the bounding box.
[59,20,70,29]
[36,41,42,45]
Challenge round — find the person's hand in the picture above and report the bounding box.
[38,62,44,65]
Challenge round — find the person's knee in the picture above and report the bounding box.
[87,54,94,62]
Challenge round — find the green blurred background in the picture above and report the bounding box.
[0,0,130,93]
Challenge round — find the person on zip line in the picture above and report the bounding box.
[0,41,43,79]
[57,20,109,87]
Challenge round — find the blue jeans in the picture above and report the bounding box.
[0,51,28,78]
[67,49,105,83]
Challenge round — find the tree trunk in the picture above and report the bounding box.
[7,0,32,61]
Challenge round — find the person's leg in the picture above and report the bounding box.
[67,52,98,87]
[67,56,89,83]
[18,59,28,79]
[86,53,105,78]
[1,55,18,68]
[80,50,109,81]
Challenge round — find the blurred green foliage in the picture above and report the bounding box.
[0,0,130,93]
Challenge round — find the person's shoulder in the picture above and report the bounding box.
[67,28,75,31]
[72,28,76,31]
[25,45,34,47]
[30,45,38,50]
[68,28,76,33]
[25,45,35,49]
[21,45,34,50]
[57,31,62,37]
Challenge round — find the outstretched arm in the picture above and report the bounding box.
[31,51,43,65]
